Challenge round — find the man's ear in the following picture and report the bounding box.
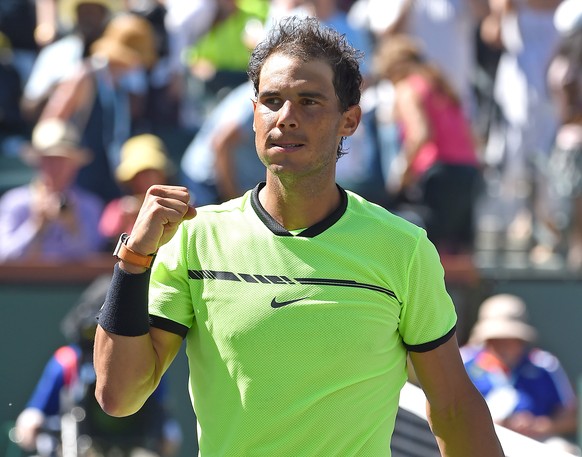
[340,105,362,137]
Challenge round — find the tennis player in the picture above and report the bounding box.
[94,16,504,456]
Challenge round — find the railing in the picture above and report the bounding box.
[0,252,480,285]
[0,254,116,284]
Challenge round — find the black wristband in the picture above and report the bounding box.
[98,263,151,336]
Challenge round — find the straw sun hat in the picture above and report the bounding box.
[469,294,538,345]
[115,134,173,183]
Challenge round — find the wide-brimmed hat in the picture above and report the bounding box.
[23,118,92,166]
[90,13,157,69]
[115,134,173,182]
[469,294,537,344]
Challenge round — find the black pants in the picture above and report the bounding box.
[420,163,482,253]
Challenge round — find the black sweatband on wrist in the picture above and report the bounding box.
[98,263,151,336]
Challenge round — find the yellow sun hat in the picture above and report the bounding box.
[115,134,173,183]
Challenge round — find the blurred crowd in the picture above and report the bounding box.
[1,0,582,270]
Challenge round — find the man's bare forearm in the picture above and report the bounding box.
[428,391,504,457]
[93,327,161,417]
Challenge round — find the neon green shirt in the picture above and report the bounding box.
[186,8,262,72]
[149,184,457,456]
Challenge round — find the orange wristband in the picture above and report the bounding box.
[113,233,156,269]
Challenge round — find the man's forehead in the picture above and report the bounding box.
[258,53,334,91]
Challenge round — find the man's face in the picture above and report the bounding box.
[39,154,81,192]
[252,53,360,182]
[486,338,527,369]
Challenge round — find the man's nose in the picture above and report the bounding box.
[277,100,298,129]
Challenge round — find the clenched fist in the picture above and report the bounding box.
[123,185,196,268]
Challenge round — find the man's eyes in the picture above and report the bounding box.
[262,98,318,107]
[263,98,282,106]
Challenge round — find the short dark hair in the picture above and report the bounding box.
[248,16,363,158]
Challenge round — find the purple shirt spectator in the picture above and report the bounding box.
[0,184,104,261]
[0,118,105,261]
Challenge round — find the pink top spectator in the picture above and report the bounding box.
[403,74,478,177]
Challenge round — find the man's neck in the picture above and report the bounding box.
[259,177,341,231]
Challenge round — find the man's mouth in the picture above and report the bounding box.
[270,141,305,150]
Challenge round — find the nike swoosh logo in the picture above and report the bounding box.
[271,297,307,308]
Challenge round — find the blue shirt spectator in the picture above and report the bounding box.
[461,294,578,451]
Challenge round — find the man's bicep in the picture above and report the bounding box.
[150,327,184,377]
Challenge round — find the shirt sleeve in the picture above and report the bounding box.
[398,231,457,352]
[25,352,68,416]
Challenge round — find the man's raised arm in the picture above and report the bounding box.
[93,185,196,416]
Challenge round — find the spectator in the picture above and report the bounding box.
[163,0,219,131]
[179,80,265,206]
[39,12,158,204]
[99,133,175,248]
[125,1,195,162]
[13,274,182,457]
[481,0,563,256]
[374,34,481,254]
[35,0,60,48]
[0,118,104,262]
[164,0,218,73]
[184,0,266,117]
[357,77,407,210]
[0,31,29,158]
[125,1,175,127]
[539,2,582,269]
[0,0,38,84]
[21,0,115,124]
[348,0,488,118]
[335,105,393,208]
[462,293,580,454]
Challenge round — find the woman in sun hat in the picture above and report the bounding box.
[39,13,159,204]
[462,293,580,454]
[0,118,105,261]
[98,133,174,248]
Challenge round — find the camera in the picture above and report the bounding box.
[58,194,70,211]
